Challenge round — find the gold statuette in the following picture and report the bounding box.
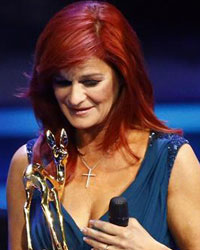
[23,128,69,250]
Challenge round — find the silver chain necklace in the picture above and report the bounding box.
[79,155,103,188]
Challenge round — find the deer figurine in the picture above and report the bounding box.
[23,128,69,250]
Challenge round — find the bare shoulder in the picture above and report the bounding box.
[7,144,29,191]
[168,143,200,193]
[9,144,29,174]
[7,143,29,201]
[167,144,200,249]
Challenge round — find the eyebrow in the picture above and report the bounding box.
[79,74,104,80]
[54,73,104,81]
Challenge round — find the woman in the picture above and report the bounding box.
[7,1,200,249]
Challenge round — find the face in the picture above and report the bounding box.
[53,57,119,130]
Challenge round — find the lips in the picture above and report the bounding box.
[68,106,93,115]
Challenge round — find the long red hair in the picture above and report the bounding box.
[27,1,180,183]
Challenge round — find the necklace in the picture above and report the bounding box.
[79,155,103,188]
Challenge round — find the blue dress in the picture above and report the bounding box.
[26,131,188,249]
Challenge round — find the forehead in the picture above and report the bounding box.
[60,57,114,79]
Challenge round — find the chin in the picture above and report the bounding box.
[70,121,98,130]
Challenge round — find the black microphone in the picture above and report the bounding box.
[108,196,129,227]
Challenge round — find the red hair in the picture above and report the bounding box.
[27,1,180,183]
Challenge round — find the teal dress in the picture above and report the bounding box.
[26,131,188,249]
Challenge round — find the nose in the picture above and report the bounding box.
[67,83,86,106]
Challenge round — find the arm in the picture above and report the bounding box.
[6,145,29,250]
[167,144,200,250]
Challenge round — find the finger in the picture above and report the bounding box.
[83,237,115,250]
[83,236,108,249]
[89,220,125,236]
[82,227,114,245]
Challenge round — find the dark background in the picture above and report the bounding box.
[0,0,200,209]
[1,0,200,107]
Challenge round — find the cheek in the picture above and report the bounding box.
[91,84,116,104]
[54,88,68,103]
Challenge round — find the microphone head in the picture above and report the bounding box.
[108,196,129,227]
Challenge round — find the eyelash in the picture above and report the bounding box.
[53,80,71,87]
[82,80,100,86]
[53,80,100,87]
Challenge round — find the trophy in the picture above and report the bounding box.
[23,128,69,250]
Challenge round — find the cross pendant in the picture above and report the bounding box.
[82,169,96,188]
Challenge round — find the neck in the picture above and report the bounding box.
[75,125,107,154]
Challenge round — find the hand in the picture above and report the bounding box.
[82,218,163,250]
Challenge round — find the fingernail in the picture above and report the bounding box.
[89,219,95,224]
[81,227,87,233]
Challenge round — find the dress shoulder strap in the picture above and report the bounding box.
[151,131,189,179]
[26,139,37,164]
[166,133,189,170]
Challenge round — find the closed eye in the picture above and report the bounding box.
[53,78,101,87]
[81,80,101,87]
[53,79,72,87]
